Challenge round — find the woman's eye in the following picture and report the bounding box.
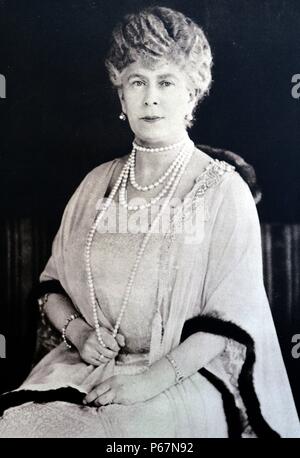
[132,80,145,87]
[160,81,173,87]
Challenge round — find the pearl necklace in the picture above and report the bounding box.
[132,138,185,153]
[129,147,187,192]
[119,144,188,211]
[84,140,194,348]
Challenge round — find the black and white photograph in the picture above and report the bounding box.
[0,0,300,439]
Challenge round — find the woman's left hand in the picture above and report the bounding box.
[83,371,161,406]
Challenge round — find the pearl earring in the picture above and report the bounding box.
[185,113,193,122]
[119,112,126,121]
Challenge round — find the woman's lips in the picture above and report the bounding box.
[141,117,164,123]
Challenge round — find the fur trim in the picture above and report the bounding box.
[0,387,85,417]
[197,144,262,205]
[34,280,70,299]
[199,367,243,438]
[181,314,280,438]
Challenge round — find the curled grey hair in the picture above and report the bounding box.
[105,6,213,119]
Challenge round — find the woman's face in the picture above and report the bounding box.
[118,60,195,147]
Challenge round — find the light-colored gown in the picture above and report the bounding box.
[0,153,299,438]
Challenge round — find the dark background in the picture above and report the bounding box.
[1,0,300,221]
[0,0,299,420]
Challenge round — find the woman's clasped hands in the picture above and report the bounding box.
[74,323,125,366]
[73,323,164,407]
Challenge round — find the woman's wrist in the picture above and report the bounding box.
[165,353,185,384]
[142,356,177,395]
[66,317,92,350]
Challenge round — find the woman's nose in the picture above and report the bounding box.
[143,86,159,106]
[144,100,158,106]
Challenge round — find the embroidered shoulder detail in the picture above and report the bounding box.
[193,159,235,200]
[163,159,235,237]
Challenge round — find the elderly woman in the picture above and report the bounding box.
[0,6,299,438]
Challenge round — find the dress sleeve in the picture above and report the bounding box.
[39,160,117,287]
[33,174,94,356]
[196,171,300,437]
[39,172,92,285]
[200,171,267,324]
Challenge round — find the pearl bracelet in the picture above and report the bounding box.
[165,353,185,385]
[62,313,81,349]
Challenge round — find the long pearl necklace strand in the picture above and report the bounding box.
[84,139,194,351]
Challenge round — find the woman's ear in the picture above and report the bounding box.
[188,90,197,105]
[187,91,196,115]
[117,87,126,114]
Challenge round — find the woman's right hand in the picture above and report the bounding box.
[67,319,125,366]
